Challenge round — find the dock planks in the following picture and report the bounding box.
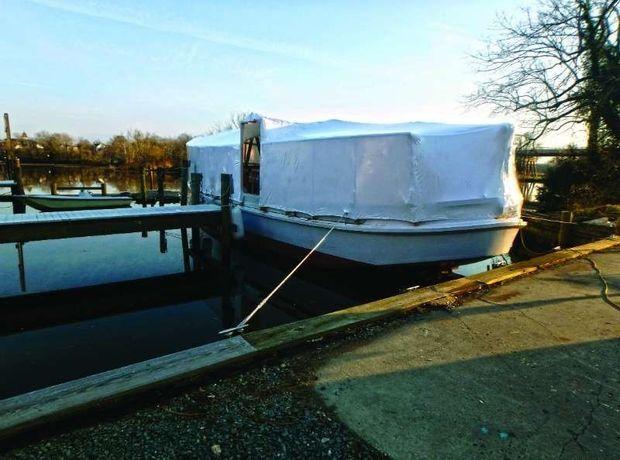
[0,204,221,243]
[0,236,617,440]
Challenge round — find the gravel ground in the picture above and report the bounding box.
[1,316,418,459]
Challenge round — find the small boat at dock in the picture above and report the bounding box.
[21,191,132,212]
[188,114,525,267]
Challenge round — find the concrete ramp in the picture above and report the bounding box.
[316,248,620,458]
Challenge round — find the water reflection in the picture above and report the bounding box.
[19,164,179,195]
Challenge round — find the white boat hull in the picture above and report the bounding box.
[241,207,523,266]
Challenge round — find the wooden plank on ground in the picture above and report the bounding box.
[0,336,257,440]
[244,287,445,351]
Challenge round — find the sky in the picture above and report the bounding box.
[1,0,579,145]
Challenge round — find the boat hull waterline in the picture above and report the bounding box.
[241,207,524,266]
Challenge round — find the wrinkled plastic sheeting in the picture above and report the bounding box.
[187,145,242,202]
[259,134,413,220]
[187,116,522,223]
[259,124,522,223]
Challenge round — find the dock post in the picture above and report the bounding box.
[100,181,107,196]
[140,168,147,208]
[180,161,190,271]
[16,242,26,292]
[139,168,148,238]
[190,173,203,269]
[157,167,165,207]
[11,158,25,214]
[51,182,58,195]
[557,210,574,248]
[220,173,232,271]
[157,168,166,252]
[180,161,189,206]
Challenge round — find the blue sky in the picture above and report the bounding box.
[1,0,560,142]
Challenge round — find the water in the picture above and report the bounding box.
[0,165,498,399]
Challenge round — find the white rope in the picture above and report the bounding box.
[220,216,344,335]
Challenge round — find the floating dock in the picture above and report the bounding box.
[0,236,617,440]
[0,204,221,244]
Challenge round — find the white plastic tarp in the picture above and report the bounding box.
[187,129,242,202]
[187,116,522,223]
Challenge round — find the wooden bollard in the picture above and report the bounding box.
[190,173,203,269]
[156,168,166,252]
[180,162,190,271]
[140,168,147,208]
[220,173,232,271]
[180,162,189,206]
[190,173,202,206]
[11,158,25,214]
[157,167,165,207]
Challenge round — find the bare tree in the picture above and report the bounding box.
[469,0,619,152]
[207,112,252,135]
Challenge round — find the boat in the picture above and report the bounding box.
[22,190,133,212]
[187,114,525,267]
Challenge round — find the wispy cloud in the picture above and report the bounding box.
[26,0,348,69]
[3,80,54,89]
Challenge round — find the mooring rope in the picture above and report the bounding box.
[522,214,581,225]
[220,214,345,335]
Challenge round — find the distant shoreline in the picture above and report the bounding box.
[19,162,180,172]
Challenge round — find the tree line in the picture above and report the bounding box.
[2,131,192,168]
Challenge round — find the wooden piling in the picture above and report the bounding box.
[180,162,189,206]
[190,173,203,269]
[140,168,148,208]
[157,168,165,207]
[11,158,25,214]
[156,168,166,251]
[180,161,190,271]
[220,173,232,271]
[16,242,26,292]
[50,182,58,195]
[100,181,107,196]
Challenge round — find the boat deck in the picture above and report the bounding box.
[0,204,221,243]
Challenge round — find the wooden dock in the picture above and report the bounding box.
[0,236,617,440]
[0,204,221,243]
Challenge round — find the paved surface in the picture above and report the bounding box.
[316,248,620,459]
